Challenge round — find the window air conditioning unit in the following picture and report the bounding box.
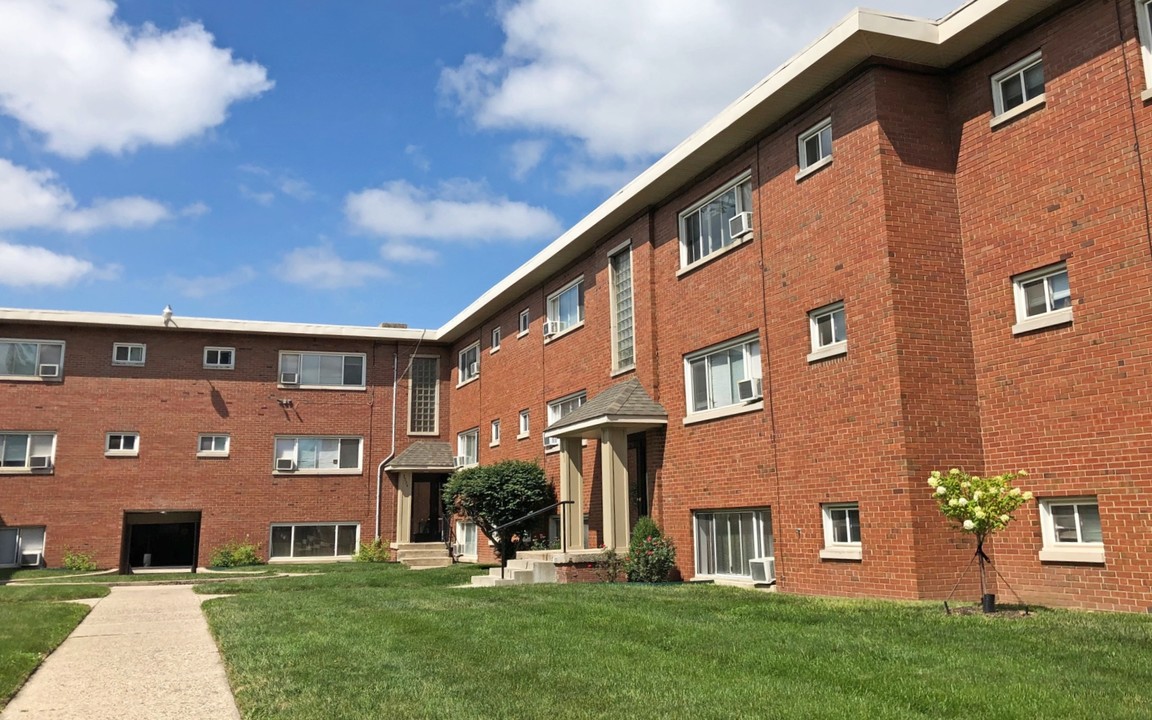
[453,456,469,468]
[729,211,753,239]
[467,362,478,377]
[29,455,52,470]
[543,436,560,449]
[749,557,776,584]
[280,372,299,385]
[543,320,563,337]
[275,458,296,471]
[454,542,466,557]
[37,364,60,378]
[19,551,42,568]
[737,378,763,402]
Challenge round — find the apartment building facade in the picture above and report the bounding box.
[3,0,1151,611]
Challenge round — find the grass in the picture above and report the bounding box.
[197,563,1152,720]
[4,568,276,584]
[0,583,109,707]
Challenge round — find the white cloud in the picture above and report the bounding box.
[380,242,439,264]
[238,184,275,206]
[237,165,312,204]
[0,0,273,158]
[278,245,389,290]
[0,158,170,232]
[0,240,119,287]
[180,202,210,218]
[405,144,431,172]
[508,139,548,180]
[441,0,958,161]
[168,266,257,299]
[345,180,561,242]
[560,161,645,193]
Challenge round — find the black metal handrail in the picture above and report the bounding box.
[493,500,573,579]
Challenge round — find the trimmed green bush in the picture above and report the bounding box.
[62,549,97,572]
[444,460,554,559]
[210,541,264,568]
[626,517,676,583]
[354,538,391,563]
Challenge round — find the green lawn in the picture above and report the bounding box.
[5,568,275,584]
[0,583,109,707]
[197,564,1152,720]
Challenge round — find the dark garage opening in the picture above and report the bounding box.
[122,511,201,572]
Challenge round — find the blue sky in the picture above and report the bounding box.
[0,0,959,329]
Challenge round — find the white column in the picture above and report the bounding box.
[395,472,412,544]
[559,437,584,551]
[600,428,630,551]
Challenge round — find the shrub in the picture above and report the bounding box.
[630,516,661,548]
[62,549,97,572]
[928,468,1032,537]
[626,517,677,583]
[444,460,554,560]
[354,538,391,563]
[594,547,627,583]
[210,540,264,568]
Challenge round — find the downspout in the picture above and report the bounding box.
[375,347,398,541]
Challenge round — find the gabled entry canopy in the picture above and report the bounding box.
[386,441,455,472]
[544,377,667,439]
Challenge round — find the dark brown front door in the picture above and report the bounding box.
[411,474,445,542]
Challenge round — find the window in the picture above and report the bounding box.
[821,503,862,560]
[106,432,139,457]
[0,433,56,472]
[408,356,439,435]
[197,434,230,458]
[609,244,635,372]
[0,526,46,568]
[1012,262,1072,334]
[684,334,762,420]
[490,419,501,446]
[546,392,586,450]
[1039,497,1105,563]
[694,509,773,579]
[456,520,478,559]
[279,351,365,389]
[491,326,501,353]
[270,523,358,560]
[797,117,832,176]
[203,347,235,370]
[545,278,584,339]
[518,309,531,336]
[808,301,847,362]
[274,436,362,473]
[679,175,754,268]
[518,410,530,439]
[457,429,479,467]
[458,343,480,385]
[112,343,146,366]
[991,51,1044,121]
[0,339,64,379]
[1138,0,1152,90]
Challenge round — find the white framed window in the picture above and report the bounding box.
[820,503,862,560]
[684,334,762,423]
[112,343,146,366]
[991,51,1045,123]
[545,277,584,339]
[693,509,773,579]
[273,436,362,474]
[491,326,501,353]
[197,434,230,458]
[679,174,754,270]
[1137,0,1152,91]
[808,301,847,362]
[455,520,478,560]
[457,428,479,467]
[0,526,46,568]
[278,351,365,389]
[0,339,65,380]
[270,523,358,560]
[203,347,235,370]
[0,432,56,472]
[408,356,440,435]
[609,243,635,372]
[1039,497,1105,564]
[106,432,140,457]
[518,410,530,439]
[1012,262,1072,334]
[490,419,501,447]
[797,117,833,178]
[545,391,586,450]
[458,342,480,385]
[518,309,531,337]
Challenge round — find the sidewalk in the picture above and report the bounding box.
[1,585,240,720]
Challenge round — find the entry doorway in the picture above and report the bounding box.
[411,474,446,542]
[121,511,201,572]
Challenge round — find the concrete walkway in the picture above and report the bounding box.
[1,585,240,720]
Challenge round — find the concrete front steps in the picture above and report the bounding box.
[395,542,452,570]
[469,550,560,587]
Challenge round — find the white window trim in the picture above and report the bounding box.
[455,520,479,561]
[544,276,585,344]
[203,346,236,370]
[820,503,862,561]
[609,241,636,374]
[990,51,1045,127]
[545,391,586,452]
[796,117,833,180]
[273,436,363,475]
[457,428,480,467]
[112,343,146,367]
[682,401,764,426]
[490,327,501,354]
[0,526,47,568]
[277,351,367,390]
[268,522,360,561]
[406,355,440,437]
[677,172,754,275]
[196,434,231,458]
[1012,262,1073,335]
[808,301,847,363]
[692,508,773,581]
[517,410,530,440]
[490,419,501,447]
[0,339,66,382]
[683,333,762,420]
[105,432,140,457]
[457,342,480,387]
[518,309,531,338]
[0,432,57,474]
[1038,497,1105,564]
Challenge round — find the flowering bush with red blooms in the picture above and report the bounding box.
[626,516,676,582]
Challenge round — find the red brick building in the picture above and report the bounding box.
[3,0,1151,611]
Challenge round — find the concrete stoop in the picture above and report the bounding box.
[395,542,452,569]
[469,555,559,587]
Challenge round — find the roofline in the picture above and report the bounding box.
[384,464,456,472]
[434,0,1062,343]
[545,415,669,439]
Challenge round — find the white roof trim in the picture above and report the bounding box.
[545,415,669,439]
